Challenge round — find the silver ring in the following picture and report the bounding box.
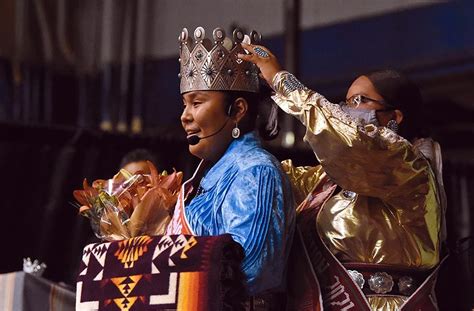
[254,47,269,58]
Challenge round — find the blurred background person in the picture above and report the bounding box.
[120,148,158,175]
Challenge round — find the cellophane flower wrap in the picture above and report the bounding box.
[73,161,182,241]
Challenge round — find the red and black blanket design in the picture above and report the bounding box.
[76,234,245,311]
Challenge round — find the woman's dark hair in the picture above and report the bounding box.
[364,69,425,140]
[222,82,279,141]
[120,148,157,168]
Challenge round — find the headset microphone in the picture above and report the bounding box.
[187,135,201,145]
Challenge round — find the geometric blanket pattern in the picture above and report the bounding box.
[76,234,245,311]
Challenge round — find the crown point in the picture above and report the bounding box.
[213,28,226,43]
[179,28,188,42]
[194,26,205,42]
[250,30,262,44]
[233,28,244,43]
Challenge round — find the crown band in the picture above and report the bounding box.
[178,27,261,94]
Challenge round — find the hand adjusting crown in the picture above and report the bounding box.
[178,27,261,94]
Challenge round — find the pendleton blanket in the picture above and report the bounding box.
[76,234,245,311]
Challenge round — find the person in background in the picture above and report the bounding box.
[120,148,158,175]
[239,44,446,310]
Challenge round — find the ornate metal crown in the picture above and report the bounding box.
[23,257,47,277]
[178,27,262,94]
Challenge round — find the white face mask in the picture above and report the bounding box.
[340,105,379,126]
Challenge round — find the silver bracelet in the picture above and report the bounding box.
[272,71,307,96]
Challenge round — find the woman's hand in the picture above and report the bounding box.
[238,43,283,87]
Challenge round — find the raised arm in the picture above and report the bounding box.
[239,45,434,200]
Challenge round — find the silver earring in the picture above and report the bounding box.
[232,123,240,139]
[387,119,399,133]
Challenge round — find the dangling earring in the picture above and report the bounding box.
[387,119,399,133]
[232,123,241,139]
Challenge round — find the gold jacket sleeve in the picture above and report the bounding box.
[280,159,325,206]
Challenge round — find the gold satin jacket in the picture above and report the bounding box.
[272,71,441,270]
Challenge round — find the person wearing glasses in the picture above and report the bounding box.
[239,45,446,310]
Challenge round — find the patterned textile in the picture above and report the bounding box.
[76,234,245,311]
[0,271,75,311]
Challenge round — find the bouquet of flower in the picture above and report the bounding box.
[73,161,182,241]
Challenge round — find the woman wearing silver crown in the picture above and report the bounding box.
[166,27,295,301]
[239,45,446,310]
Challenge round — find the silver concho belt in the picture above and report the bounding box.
[347,270,416,296]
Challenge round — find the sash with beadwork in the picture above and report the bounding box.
[286,174,444,311]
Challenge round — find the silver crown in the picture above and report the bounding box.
[23,257,47,277]
[178,27,262,94]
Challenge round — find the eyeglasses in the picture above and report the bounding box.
[344,94,394,112]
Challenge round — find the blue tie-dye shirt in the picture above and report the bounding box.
[184,132,295,295]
